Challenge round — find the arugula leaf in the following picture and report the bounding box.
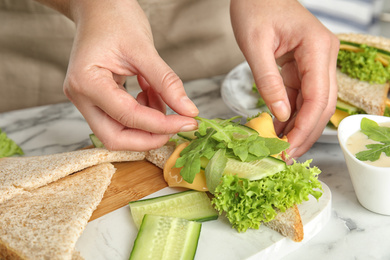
[175,116,290,184]
[356,142,390,161]
[360,117,390,142]
[175,129,217,183]
[356,118,390,162]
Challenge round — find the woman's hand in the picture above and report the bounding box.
[230,0,339,159]
[63,0,199,151]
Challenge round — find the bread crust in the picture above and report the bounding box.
[338,33,390,52]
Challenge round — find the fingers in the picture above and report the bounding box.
[136,51,199,118]
[79,102,174,151]
[246,41,292,123]
[281,35,339,159]
[67,72,198,136]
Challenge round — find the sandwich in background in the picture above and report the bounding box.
[330,33,390,128]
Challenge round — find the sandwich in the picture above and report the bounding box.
[330,33,390,128]
[150,112,323,242]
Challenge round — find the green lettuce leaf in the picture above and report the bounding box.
[211,159,322,232]
[0,129,24,158]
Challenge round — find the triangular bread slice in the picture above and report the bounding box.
[264,204,304,242]
[0,162,116,260]
[336,33,390,115]
[0,148,145,204]
[336,69,389,115]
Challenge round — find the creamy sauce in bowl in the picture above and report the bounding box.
[346,122,390,167]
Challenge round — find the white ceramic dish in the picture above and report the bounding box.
[338,114,390,215]
[221,62,338,143]
[77,182,331,260]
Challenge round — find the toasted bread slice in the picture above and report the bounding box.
[0,148,145,204]
[0,162,116,260]
[264,204,304,242]
[336,33,390,116]
[336,69,389,115]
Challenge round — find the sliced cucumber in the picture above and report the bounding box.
[340,40,390,57]
[224,156,286,180]
[129,190,218,229]
[205,149,286,193]
[177,131,197,141]
[336,99,361,115]
[200,156,209,170]
[129,214,201,260]
[89,133,104,148]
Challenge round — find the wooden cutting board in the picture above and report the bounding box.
[89,160,168,221]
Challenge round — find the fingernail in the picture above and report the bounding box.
[179,124,198,132]
[271,101,289,122]
[287,148,297,161]
[181,96,199,116]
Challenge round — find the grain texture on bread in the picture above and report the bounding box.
[264,205,304,242]
[336,69,389,115]
[0,148,145,204]
[0,162,116,260]
[145,142,176,169]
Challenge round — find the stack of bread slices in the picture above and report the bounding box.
[0,148,154,260]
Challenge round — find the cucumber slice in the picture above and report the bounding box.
[205,149,286,193]
[224,156,286,180]
[336,99,361,115]
[129,190,218,228]
[129,214,201,260]
[205,150,227,194]
[200,156,209,170]
[89,133,104,148]
[340,40,390,57]
[177,131,197,141]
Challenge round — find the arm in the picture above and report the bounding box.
[34,0,199,151]
[230,0,339,160]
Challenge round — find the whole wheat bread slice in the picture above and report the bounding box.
[145,141,176,169]
[336,33,390,115]
[264,204,304,242]
[0,148,145,204]
[336,69,389,115]
[0,162,116,260]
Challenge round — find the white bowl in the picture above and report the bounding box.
[338,114,390,215]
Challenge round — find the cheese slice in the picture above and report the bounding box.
[163,142,208,191]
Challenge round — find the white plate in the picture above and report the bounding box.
[76,182,331,260]
[221,62,338,143]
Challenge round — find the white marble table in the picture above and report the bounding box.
[1,75,390,260]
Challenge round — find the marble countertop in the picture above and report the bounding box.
[1,75,390,260]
